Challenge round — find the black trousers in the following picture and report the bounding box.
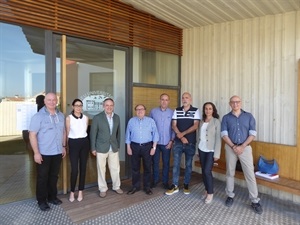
[68,137,90,192]
[36,154,62,204]
[130,143,152,190]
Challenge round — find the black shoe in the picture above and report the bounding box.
[38,202,50,211]
[251,202,263,214]
[127,187,139,195]
[151,181,159,188]
[48,198,62,205]
[225,197,234,207]
[183,183,190,194]
[162,183,170,189]
[145,188,153,195]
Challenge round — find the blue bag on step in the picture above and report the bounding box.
[257,155,279,174]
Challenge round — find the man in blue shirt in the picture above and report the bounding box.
[150,93,175,189]
[29,93,66,211]
[221,95,263,214]
[126,104,159,195]
[166,92,200,195]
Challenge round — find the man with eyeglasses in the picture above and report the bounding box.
[221,95,263,214]
[90,98,123,198]
[125,104,159,195]
[29,92,66,211]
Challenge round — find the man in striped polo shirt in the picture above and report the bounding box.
[166,92,200,195]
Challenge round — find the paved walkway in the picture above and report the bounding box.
[1,179,300,225]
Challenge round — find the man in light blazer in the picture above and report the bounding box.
[90,98,123,198]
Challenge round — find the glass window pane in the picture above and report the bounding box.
[60,38,127,185]
[0,23,45,100]
[0,22,45,203]
[0,23,45,136]
[133,47,179,86]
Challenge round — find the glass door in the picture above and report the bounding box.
[0,23,46,204]
[58,36,128,191]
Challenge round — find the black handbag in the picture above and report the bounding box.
[257,155,279,174]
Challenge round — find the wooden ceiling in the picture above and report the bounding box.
[120,0,300,29]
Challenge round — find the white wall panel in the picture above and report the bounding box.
[182,11,300,145]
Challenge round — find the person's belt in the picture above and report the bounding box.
[232,143,249,146]
[232,143,243,146]
[131,141,152,146]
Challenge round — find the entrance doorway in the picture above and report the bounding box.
[59,36,128,192]
[0,22,128,204]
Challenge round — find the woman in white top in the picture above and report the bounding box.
[66,99,89,202]
[198,102,221,204]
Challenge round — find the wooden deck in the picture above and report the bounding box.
[59,171,202,224]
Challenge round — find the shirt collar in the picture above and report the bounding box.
[43,106,59,115]
[230,109,245,116]
[181,105,193,111]
[105,111,114,118]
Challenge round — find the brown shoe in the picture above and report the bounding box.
[99,192,107,198]
[114,189,124,194]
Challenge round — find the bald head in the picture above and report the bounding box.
[229,95,242,112]
[182,92,192,109]
[44,93,58,113]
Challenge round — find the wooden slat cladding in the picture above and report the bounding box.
[0,0,182,55]
[132,86,179,117]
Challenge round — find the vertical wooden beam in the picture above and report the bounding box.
[297,59,300,147]
[61,35,68,194]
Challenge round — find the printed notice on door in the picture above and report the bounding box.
[16,103,37,130]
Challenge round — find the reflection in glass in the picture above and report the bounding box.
[0,23,45,99]
[133,47,179,86]
[59,37,127,186]
[0,22,46,136]
[0,22,46,204]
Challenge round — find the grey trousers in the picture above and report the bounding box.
[225,144,260,203]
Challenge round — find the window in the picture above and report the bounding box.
[133,47,179,86]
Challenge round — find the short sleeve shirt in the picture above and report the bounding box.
[29,107,65,155]
[172,105,200,144]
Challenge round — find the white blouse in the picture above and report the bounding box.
[198,122,214,152]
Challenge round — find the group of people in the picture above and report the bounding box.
[29,94,123,211]
[29,92,262,215]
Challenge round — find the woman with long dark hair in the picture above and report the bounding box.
[198,102,221,204]
[66,99,89,202]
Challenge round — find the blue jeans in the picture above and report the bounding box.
[198,149,214,194]
[172,141,196,186]
[152,144,171,184]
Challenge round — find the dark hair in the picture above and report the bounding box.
[202,102,219,121]
[36,95,45,111]
[135,104,146,110]
[160,93,170,99]
[72,98,83,106]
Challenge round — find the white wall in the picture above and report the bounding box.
[181,11,300,145]
[0,102,22,136]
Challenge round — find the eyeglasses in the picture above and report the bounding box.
[135,108,145,111]
[230,101,241,104]
[74,105,83,107]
